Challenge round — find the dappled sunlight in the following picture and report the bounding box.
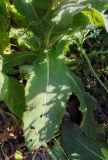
[62,124,108,160]
[24,50,72,150]
[0,0,107,159]
[52,3,84,25]
[26,0,32,3]
[0,73,8,99]
[71,153,81,160]
[24,84,71,149]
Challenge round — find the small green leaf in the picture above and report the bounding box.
[14,150,23,160]
[19,65,33,77]
[82,8,104,26]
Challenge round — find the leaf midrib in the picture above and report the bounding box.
[76,138,105,160]
[43,51,50,115]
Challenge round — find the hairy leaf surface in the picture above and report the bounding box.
[24,43,87,150]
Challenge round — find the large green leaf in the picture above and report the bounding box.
[62,123,108,160]
[51,2,107,44]
[3,51,36,74]
[14,0,50,21]
[4,77,26,118]
[13,0,39,22]
[0,56,25,118]
[13,0,52,47]
[52,3,86,28]
[0,76,25,119]
[23,42,87,151]
[0,75,25,119]
[49,3,87,43]
[81,93,106,140]
[14,0,107,47]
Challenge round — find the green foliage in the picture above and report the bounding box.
[0,55,25,118]
[12,0,108,150]
[4,77,26,118]
[62,123,108,160]
[81,93,105,140]
[0,0,9,53]
[79,0,108,11]
[0,0,108,157]
[3,51,36,74]
[13,0,107,47]
[49,138,67,160]
[0,72,8,101]
[24,42,91,150]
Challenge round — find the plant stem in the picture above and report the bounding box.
[81,49,108,93]
[89,50,108,57]
[45,26,53,48]
[47,146,58,160]
[53,137,68,159]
